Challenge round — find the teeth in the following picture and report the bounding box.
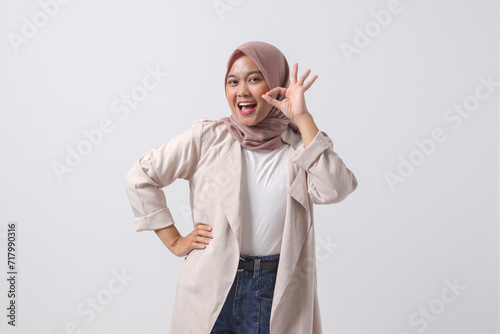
[239,102,256,106]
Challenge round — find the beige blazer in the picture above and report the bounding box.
[125,118,358,334]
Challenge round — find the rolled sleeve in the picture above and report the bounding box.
[290,130,358,204]
[133,208,175,232]
[290,130,329,170]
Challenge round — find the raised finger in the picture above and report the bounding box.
[297,69,311,86]
[302,75,319,91]
[290,63,298,85]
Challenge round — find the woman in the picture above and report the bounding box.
[125,41,358,334]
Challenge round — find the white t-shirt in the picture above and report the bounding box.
[240,143,289,256]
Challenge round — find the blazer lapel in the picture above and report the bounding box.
[202,139,244,244]
[287,165,310,213]
[282,126,311,213]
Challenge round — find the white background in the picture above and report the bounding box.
[0,0,497,333]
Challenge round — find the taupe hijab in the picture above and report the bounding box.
[220,41,300,151]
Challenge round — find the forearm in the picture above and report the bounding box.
[294,112,319,148]
[154,224,182,255]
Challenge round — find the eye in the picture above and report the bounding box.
[227,80,237,85]
[249,77,260,82]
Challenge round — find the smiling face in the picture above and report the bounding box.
[225,54,272,127]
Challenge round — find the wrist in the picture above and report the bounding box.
[293,112,319,148]
[293,112,313,127]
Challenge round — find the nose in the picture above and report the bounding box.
[237,81,250,97]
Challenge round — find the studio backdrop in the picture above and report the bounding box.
[0,0,497,333]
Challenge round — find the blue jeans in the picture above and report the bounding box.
[211,253,280,334]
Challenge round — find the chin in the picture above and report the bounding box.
[238,119,256,127]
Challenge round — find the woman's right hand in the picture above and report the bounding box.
[174,223,214,257]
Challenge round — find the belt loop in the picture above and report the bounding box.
[253,258,261,279]
[238,256,245,272]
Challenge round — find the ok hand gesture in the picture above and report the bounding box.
[261,63,318,122]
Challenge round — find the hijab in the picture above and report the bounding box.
[220,41,300,151]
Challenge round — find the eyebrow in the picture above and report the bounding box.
[226,70,263,80]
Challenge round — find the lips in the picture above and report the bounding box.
[238,101,257,115]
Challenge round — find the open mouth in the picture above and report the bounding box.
[238,102,257,115]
